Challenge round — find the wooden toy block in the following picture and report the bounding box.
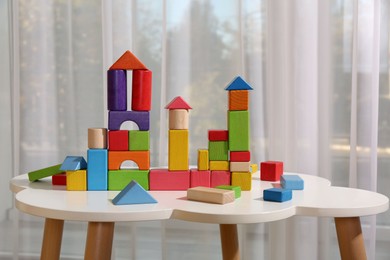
[281,175,304,190]
[87,149,108,190]
[169,109,189,130]
[109,50,148,70]
[210,171,231,187]
[168,130,189,171]
[215,185,241,198]
[197,149,209,170]
[190,169,211,188]
[108,151,150,170]
[149,169,190,190]
[52,173,66,186]
[129,130,150,151]
[208,141,229,161]
[88,128,107,149]
[228,111,250,151]
[132,70,152,111]
[229,90,249,111]
[108,111,150,131]
[108,169,149,190]
[187,186,235,204]
[107,69,127,111]
[224,76,253,91]
[165,96,192,110]
[209,161,229,171]
[66,170,87,191]
[60,156,87,171]
[260,161,283,181]
[28,164,63,182]
[231,172,252,191]
[250,163,258,173]
[263,188,292,202]
[208,130,228,141]
[108,130,129,151]
[230,151,251,162]
[112,180,157,205]
[230,162,251,172]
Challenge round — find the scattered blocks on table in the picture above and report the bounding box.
[281,175,304,190]
[109,50,148,70]
[197,149,209,170]
[230,162,251,172]
[108,151,150,170]
[107,69,127,111]
[129,130,150,151]
[209,161,229,171]
[250,163,258,173]
[209,141,228,161]
[108,130,129,151]
[66,170,87,191]
[231,172,252,191]
[87,149,108,190]
[168,130,189,171]
[149,169,190,190]
[190,169,210,188]
[229,90,249,111]
[108,111,150,131]
[187,186,235,204]
[228,111,250,151]
[260,161,283,181]
[208,130,228,141]
[52,173,66,186]
[131,70,152,111]
[28,164,63,182]
[230,151,250,162]
[112,180,157,205]
[263,188,292,202]
[108,169,149,190]
[60,156,87,171]
[88,128,107,149]
[210,171,231,187]
[169,109,189,130]
[216,185,241,198]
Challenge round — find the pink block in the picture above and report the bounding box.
[149,169,190,190]
[210,171,231,187]
[190,169,210,188]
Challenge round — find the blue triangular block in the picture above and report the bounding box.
[112,180,157,205]
[60,156,87,171]
[224,76,253,91]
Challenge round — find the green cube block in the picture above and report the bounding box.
[129,130,150,151]
[209,141,229,161]
[108,170,149,190]
[216,185,241,198]
[228,111,250,151]
[28,164,63,182]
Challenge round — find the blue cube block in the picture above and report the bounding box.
[281,175,304,190]
[87,149,108,190]
[263,188,292,202]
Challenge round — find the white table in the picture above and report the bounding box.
[10,172,389,260]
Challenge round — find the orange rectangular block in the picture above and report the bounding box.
[108,151,150,170]
[229,90,248,111]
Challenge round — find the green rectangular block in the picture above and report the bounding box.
[208,141,229,161]
[215,185,241,198]
[108,170,149,190]
[28,164,64,182]
[129,130,150,151]
[228,111,250,151]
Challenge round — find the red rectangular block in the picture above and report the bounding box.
[52,172,66,185]
[210,171,231,187]
[230,151,251,162]
[260,161,283,181]
[108,130,129,151]
[190,169,211,188]
[208,130,228,141]
[149,169,190,190]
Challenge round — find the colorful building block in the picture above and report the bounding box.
[87,149,108,190]
[108,151,150,170]
[228,111,250,151]
[263,188,292,202]
[187,187,235,204]
[60,156,87,171]
[208,130,228,141]
[109,50,148,70]
[190,169,211,188]
[169,109,189,130]
[281,175,304,190]
[165,96,192,110]
[210,171,231,187]
[112,180,157,205]
[209,141,228,161]
[260,161,283,181]
[88,128,107,149]
[149,169,190,190]
[209,161,229,171]
[132,69,152,111]
[230,162,251,172]
[28,164,63,182]
[168,130,189,171]
[108,169,149,190]
[108,130,129,151]
[52,173,66,186]
[197,149,209,170]
[250,164,258,173]
[66,170,87,191]
[231,172,252,191]
[229,90,249,111]
[224,76,253,91]
[230,151,250,162]
[108,111,150,131]
[107,69,127,111]
[129,130,150,151]
[215,185,241,198]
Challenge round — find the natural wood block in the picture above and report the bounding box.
[168,130,189,171]
[228,111,250,151]
[190,169,211,187]
[108,130,129,151]
[231,172,252,191]
[230,162,251,172]
[187,186,235,204]
[197,149,209,170]
[149,169,190,190]
[209,141,229,161]
[66,170,87,191]
[108,151,150,170]
[132,70,152,111]
[108,169,149,190]
[109,50,147,70]
[208,130,229,141]
[88,128,107,149]
[209,161,229,171]
[230,151,250,162]
[169,109,189,130]
[129,130,150,151]
[229,90,248,111]
[210,171,231,187]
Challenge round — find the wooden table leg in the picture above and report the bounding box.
[219,224,240,260]
[85,222,115,260]
[41,218,64,260]
[335,217,367,260]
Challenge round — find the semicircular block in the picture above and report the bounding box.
[108,111,150,131]
[108,151,150,170]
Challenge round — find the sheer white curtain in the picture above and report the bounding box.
[1,0,390,259]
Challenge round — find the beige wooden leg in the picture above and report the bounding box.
[335,217,367,260]
[41,218,64,260]
[219,224,240,260]
[85,222,115,260]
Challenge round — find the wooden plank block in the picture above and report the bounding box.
[149,169,190,190]
[108,169,149,190]
[263,188,292,202]
[231,172,252,191]
[131,70,152,111]
[108,130,129,151]
[109,50,148,70]
[88,128,107,149]
[28,164,63,182]
[208,130,228,141]
[107,69,127,111]
[108,151,150,170]
[112,180,157,205]
[229,90,248,111]
[230,162,251,172]
[260,161,283,181]
[60,156,87,171]
[190,169,211,188]
[168,130,189,171]
[281,175,304,190]
[228,111,250,151]
[209,161,229,171]
[87,149,108,190]
[187,187,235,204]
[66,170,87,191]
[197,149,209,170]
[215,185,241,198]
[108,111,150,131]
[230,151,250,162]
[129,130,150,151]
[169,109,189,130]
[210,171,231,187]
[52,173,66,186]
[209,141,229,161]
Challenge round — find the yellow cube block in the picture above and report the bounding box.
[198,149,209,170]
[231,172,252,191]
[250,163,258,173]
[209,161,229,171]
[66,170,87,191]
[169,130,189,170]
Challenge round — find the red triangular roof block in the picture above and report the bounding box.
[165,96,192,110]
[109,50,148,70]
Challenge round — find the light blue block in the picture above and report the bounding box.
[224,76,253,90]
[87,149,108,190]
[281,175,304,190]
[112,180,157,205]
[60,156,87,171]
[263,188,292,202]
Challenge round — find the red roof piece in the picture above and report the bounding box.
[109,50,148,70]
[165,96,192,110]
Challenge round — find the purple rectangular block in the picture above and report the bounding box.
[108,111,150,131]
[108,70,127,111]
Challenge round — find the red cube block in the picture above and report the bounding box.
[190,169,211,187]
[208,130,229,141]
[230,151,251,162]
[52,172,66,185]
[210,171,231,187]
[260,161,283,181]
[108,130,129,151]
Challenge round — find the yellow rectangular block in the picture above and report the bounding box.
[66,170,87,191]
[169,130,189,170]
[198,149,209,170]
[209,161,229,171]
[250,163,258,173]
[231,172,252,191]
[230,162,251,172]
